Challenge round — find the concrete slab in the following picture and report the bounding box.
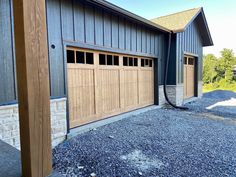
[0,140,63,177]
[0,140,21,177]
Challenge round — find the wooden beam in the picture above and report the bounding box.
[13,0,52,177]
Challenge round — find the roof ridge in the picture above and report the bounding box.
[151,7,202,21]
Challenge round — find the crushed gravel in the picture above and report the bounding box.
[186,90,236,118]
[53,91,236,177]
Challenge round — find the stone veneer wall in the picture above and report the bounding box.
[159,82,203,107]
[158,84,184,106]
[198,81,203,98]
[0,98,67,150]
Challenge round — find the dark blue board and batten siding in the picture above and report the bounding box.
[47,0,167,96]
[0,0,168,105]
[176,20,203,84]
[0,0,16,104]
[167,20,203,85]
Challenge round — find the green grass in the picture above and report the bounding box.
[203,83,236,93]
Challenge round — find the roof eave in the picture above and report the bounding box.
[176,8,213,47]
[86,0,171,33]
[200,9,214,46]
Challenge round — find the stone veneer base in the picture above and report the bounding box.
[0,98,67,149]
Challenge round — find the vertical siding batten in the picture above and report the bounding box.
[95,8,104,46]
[84,4,95,44]
[0,0,17,102]
[111,14,119,48]
[103,12,112,47]
[0,0,165,104]
[74,0,85,42]
[176,21,203,84]
[47,0,65,96]
[118,16,125,50]
[61,0,74,41]
[10,0,17,100]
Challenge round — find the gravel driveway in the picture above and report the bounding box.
[53,90,236,177]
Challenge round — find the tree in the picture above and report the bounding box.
[216,49,236,83]
[203,54,217,84]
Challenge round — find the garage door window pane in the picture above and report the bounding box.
[107,55,113,65]
[86,52,94,64]
[129,57,133,66]
[134,58,138,66]
[123,57,128,66]
[188,58,194,65]
[114,56,119,66]
[76,51,85,64]
[145,59,149,66]
[141,59,145,67]
[184,57,188,64]
[67,50,75,63]
[99,54,106,65]
[149,60,152,67]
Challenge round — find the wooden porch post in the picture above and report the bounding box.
[13,0,52,177]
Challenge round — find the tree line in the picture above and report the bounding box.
[203,48,236,92]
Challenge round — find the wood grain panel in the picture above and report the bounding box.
[67,48,154,128]
[184,56,195,99]
[123,69,138,108]
[139,69,154,105]
[13,0,52,176]
[97,69,120,113]
[68,66,95,126]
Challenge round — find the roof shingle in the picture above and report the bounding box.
[151,8,202,32]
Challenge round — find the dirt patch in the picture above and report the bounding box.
[120,150,166,171]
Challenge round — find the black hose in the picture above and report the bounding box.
[163,32,189,110]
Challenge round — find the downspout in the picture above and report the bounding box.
[163,32,188,110]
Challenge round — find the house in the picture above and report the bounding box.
[0,0,213,150]
[151,8,213,105]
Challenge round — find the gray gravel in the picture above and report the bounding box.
[186,90,236,118]
[53,91,236,177]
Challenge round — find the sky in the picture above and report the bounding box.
[108,0,236,57]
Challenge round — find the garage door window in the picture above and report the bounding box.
[67,50,75,63]
[86,52,94,64]
[107,55,113,65]
[114,56,119,66]
[188,58,194,65]
[76,51,85,64]
[123,57,138,67]
[99,54,119,66]
[67,49,94,65]
[141,58,152,67]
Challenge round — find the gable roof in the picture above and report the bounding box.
[151,7,213,46]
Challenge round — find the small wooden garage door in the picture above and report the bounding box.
[184,56,195,99]
[67,48,154,128]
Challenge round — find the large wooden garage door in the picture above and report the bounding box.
[184,56,195,99]
[67,48,154,128]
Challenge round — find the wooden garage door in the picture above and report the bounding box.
[184,56,195,99]
[67,48,154,128]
